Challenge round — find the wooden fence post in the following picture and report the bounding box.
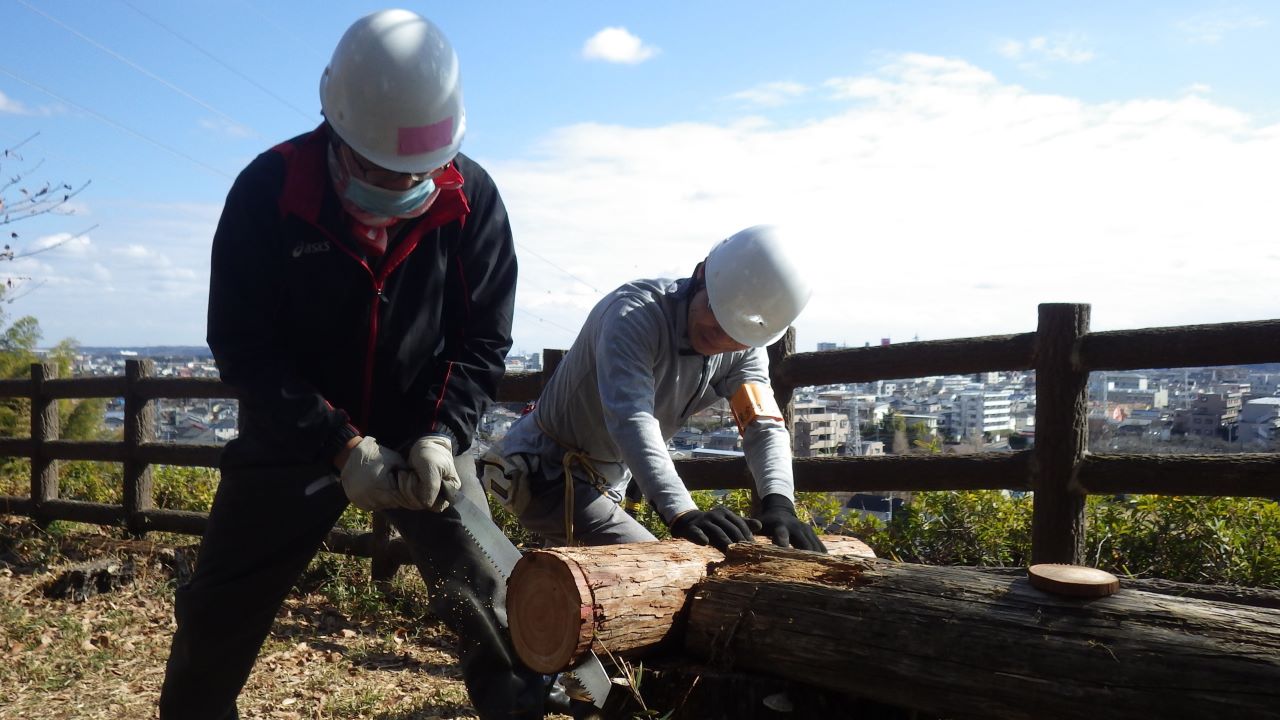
[540,349,566,395]
[764,327,798,512]
[123,359,156,538]
[1032,303,1090,564]
[30,361,59,526]
[767,327,798,431]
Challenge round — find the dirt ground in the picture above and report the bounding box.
[0,517,506,720]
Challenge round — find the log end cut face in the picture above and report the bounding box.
[1027,563,1120,598]
[508,549,597,673]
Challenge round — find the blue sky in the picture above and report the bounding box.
[1,1,1277,355]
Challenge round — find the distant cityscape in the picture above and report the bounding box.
[65,346,1280,463]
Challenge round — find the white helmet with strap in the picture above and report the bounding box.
[703,225,811,347]
[320,9,465,173]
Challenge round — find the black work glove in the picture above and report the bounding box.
[756,494,827,553]
[670,506,763,551]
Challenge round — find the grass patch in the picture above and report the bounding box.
[0,517,504,719]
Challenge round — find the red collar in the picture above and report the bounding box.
[272,126,469,228]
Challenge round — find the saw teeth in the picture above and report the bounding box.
[462,527,503,572]
[561,672,594,703]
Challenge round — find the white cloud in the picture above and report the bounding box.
[11,202,219,346]
[0,90,31,115]
[998,34,1095,67]
[1176,10,1267,44]
[0,90,60,117]
[489,53,1280,354]
[727,81,809,108]
[199,117,256,140]
[29,231,92,257]
[582,27,659,64]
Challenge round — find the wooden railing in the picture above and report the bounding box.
[1,303,1277,576]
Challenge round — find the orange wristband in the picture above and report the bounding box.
[729,382,783,434]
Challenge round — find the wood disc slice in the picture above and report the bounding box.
[1027,564,1120,598]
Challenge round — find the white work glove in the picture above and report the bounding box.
[338,436,422,511]
[407,435,463,513]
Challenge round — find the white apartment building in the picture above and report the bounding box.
[954,389,1015,439]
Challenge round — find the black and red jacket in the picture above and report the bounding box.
[207,126,516,464]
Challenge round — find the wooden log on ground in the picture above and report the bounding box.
[684,544,1280,720]
[506,535,873,673]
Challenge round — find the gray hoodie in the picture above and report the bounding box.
[498,277,794,521]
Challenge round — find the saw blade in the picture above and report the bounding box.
[559,671,594,703]
[442,485,523,577]
[561,651,613,709]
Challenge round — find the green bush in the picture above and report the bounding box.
[59,461,124,504]
[152,465,221,512]
[1088,495,1280,586]
[0,457,29,496]
[840,490,1280,588]
[861,490,1033,567]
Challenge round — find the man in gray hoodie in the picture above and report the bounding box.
[486,226,825,552]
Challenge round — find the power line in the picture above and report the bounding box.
[117,0,315,122]
[16,0,254,136]
[514,307,579,337]
[513,241,600,294]
[26,0,607,302]
[2,130,137,191]
[0,66,234,180]
[234,0,312,50]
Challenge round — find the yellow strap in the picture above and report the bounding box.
[536,416,618,546]
[729,382,784,434]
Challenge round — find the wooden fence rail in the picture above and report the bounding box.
[1,303,1278,577]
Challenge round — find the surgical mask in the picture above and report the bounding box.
[343,174,435,217]
[327,144,438,228]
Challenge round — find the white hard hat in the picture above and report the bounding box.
[320,9,465,174]
[703,225,811,347]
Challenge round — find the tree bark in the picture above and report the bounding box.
[684,544,1280,720]
[506,536,874,673]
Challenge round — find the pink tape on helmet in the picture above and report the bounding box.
[398,117,455,156]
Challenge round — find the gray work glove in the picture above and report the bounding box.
[406,435,463,512]
[339,436,421,511]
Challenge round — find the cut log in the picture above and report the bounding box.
[506,535,873,673]
[510,539,1280,719]
[685,544,1280,720]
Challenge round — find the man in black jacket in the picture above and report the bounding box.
[159,10,544,719]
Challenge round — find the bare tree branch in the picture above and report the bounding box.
[1,179,92,225]
[0,132,93,299]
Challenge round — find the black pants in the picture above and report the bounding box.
[159,442,545,720]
